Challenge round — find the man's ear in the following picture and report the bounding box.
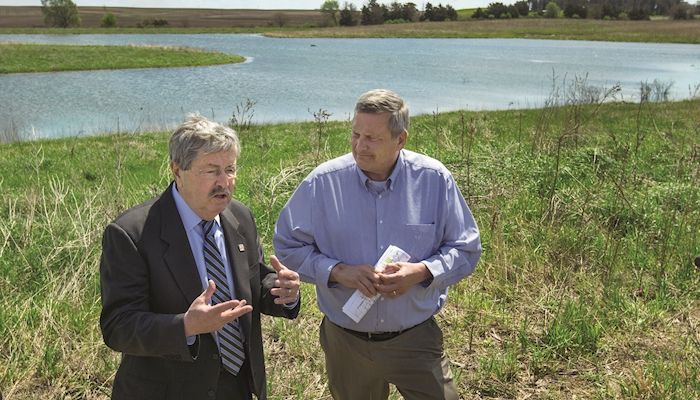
[398,130,408,149]
[171,161,181,180]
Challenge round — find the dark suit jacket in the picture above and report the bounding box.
[100,183,299,400]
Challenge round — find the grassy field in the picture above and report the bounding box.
[1,89,698,398]
[265,18,700,43]
[1,6,699,44]
[0,6,327,29]
[0,43,244,74]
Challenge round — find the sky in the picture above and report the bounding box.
[0,1,502,10]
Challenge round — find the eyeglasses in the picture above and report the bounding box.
[196,165,239,180]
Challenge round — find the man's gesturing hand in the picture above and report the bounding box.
[329,263,380,297]
[269,255,301,304]
[184,280,253,337]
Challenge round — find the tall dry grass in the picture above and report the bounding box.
[1,90,699,398]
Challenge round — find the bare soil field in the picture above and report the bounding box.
[0,6,326,28]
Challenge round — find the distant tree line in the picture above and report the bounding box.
[472,0,697,20]
[334,1,457,26]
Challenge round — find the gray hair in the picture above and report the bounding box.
[169,113,240,170]
[353,89,409,138]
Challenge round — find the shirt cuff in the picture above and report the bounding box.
[421,258,444,287]
[283,296,300,309]
[317,257,341,288]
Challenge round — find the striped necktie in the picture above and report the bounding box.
[201,219,246,375]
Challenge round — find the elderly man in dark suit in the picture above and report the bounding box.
[100,114,300,400]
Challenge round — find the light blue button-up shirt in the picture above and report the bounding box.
[172,184,236,297]
[274,149,481,332]
[172,184,239,346]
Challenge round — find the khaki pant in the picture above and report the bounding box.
[320,317,460,400]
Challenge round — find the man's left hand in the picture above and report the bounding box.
[270,255,301,304]
[375,262,432,298]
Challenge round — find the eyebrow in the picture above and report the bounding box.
[201,163,236,169]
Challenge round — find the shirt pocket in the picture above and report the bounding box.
[401,223,437,261]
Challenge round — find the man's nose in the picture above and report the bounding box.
[356,137,369,150]
[215,170,230,185]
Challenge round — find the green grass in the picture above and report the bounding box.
[264,18,700,43]
[1,94,699,398]
[0,26,299,35]
[457,8,477,19]
[0,43,244,73]
[2,18,700,43]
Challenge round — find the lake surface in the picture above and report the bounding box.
[1,34,699,139]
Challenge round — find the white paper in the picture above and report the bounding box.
[341,245,411,323]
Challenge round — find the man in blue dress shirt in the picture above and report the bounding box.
[274,89,482,399]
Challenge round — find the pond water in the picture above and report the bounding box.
[1,34,698,139]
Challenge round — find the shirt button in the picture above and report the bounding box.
[208,389,216,397]
[380,319,385,323]
[380,245,384,249]
[378,195,382,199]
[379,220,383,224]
[212,353,219,360]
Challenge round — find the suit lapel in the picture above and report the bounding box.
[219,207,254,339]
[159,185,203,304]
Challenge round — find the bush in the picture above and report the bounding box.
[385,18,409,24]
[471,7,486,19]
[514,0,530,16]
[564,3,587,18]
[100,12,116,28]
[544,1,561,18]
[670,2,695,20]
[137,18,169,28]
[627,8,649,20]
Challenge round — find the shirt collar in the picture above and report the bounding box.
[171,183,221,234]
[355,150,404,192]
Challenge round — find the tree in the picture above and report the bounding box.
[402,2,419,21]
[101,12,116,28]
[670,1,695,19]
[514,0,530,16]
[339,1,358,25]
[471,7,487,18]
[421,2,434,20]
[320,0,340,25]
[544,0,562,17]
[563,0,587,18]
[486,2,510,18]
[361,0,385,25]
[272,12,288,27]
[445,4,459,20]
[41,0,80,28]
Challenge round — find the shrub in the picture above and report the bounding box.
[670,2,695,20]
[544,1,561,18]
[100,12,116,28]
[137,18,169,28]
[471,7,486,19]
[564,3,587,18]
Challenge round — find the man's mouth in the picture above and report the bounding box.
[210,191,229,200]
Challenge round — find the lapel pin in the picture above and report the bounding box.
[238,244,246,252]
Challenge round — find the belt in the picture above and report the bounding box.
[337,318,429,342]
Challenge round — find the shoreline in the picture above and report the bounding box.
[1,19,699,44]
